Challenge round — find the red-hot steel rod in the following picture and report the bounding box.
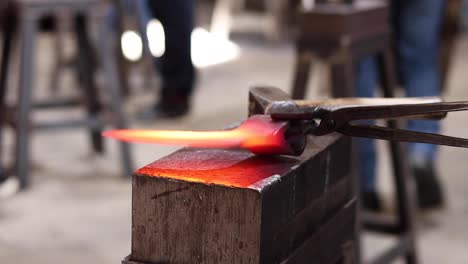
[103,115,306,156]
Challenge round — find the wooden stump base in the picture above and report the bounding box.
[123,134,356,264]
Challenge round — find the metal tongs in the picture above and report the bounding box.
[251,87,468,149]
[103,87,468,157]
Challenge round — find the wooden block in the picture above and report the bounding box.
[125,134,353,264]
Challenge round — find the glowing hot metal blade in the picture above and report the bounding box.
[103,115,306,155]
[103,129,244,148]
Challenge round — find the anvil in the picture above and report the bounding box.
[104,87,468,156]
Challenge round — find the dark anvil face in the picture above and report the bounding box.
[136,148,300,188]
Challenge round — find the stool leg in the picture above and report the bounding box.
[330,61,355,97]
[0,16,14,105]
[96,16,133,177]
[291,50,313,99]
[49,13,67,94]
[113,4,130,97]
[377,48,419,264]
[0,13,15,172]
[74,14,104,154]
[15,18,37,189]
[377,48,398,98]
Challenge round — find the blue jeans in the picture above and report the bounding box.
[357,0,445,192]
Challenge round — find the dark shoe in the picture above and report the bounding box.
[412,161,445,210]
[0,167,7,184]
[136,95,190,120]
[361,190,382,212]
[0,168,19,198]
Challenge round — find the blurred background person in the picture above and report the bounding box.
[137,0,196,120]
[464,0,468,32]
[357,0,445,211]
[0,1,17,196]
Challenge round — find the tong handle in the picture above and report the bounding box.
[338,123,468,148]
[332,101,468,122]
[267,97,446,120]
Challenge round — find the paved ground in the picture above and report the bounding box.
[1,31,468,263]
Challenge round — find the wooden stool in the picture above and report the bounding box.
[0,0,133,189]
[291,2,418,263]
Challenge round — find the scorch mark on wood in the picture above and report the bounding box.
[151,186,191,200]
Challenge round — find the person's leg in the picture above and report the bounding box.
[144,0,195,118]
[355,57,380,210]
[0,1,19,196]
[393,0,445,208]
[464,1,468,32]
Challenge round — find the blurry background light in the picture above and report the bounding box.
[147,19,166,57]
[121,30,143,61]
[121,22,240,67]
[302,0,315,10]
[191,27,240,68]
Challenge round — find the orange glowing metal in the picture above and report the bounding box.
[103,115,302,155]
